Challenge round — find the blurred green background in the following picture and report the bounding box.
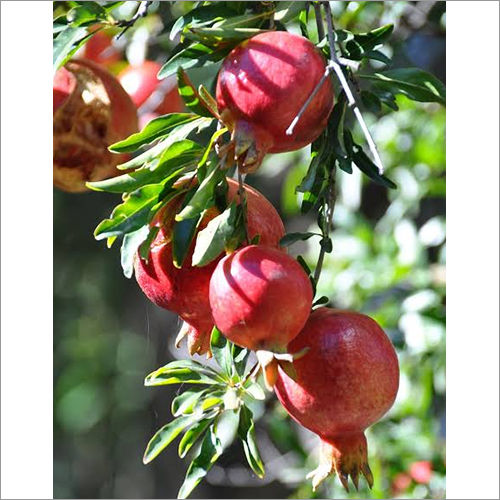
[54,1,445,498]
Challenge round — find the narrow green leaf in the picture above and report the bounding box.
[120,225,150,278]
[66,3,107,26]
[192,202,240,267]
[177,68,214,117]
[110,114,209,153]
[53,25,88,71]
[177,424,222,499]
[360,68,445,105]
[172,389,209,417]
[279,232,319,247]
[274,1,306,23]
[198,85,220,119]
[172,213,202,268]
[138,225,159,262]
[143,415,197,464]
[178,418,213,458]
[360,90,382,114]
[94,184,163,240]
[210,327,232,377]
[145,360,221,386]
[237,406,265,478]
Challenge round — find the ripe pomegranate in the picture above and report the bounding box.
[118,61,184,115]
[83,29,121,67]
[274,308,399,491]
[216,31,334,173]
[134,178,285,356]
[53,59,138,192]
[209,245,313,352]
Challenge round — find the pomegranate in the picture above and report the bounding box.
[216,31,334,172]
[83,29,121,67]
[274,308,399,491]
[134,178,285,356]
[53,59,138,192]
[118,61,184,115]
[209,245,313,352]
[409,461,432,484]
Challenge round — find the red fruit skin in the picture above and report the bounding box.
[134,179,285,355]
[53,59,138,192]
[209,245,313,352]
[216,31,334,170]
[118,61,184,114]
[409,461,432,484]
[391,472,412,495]
[274,307,399,490]
[84,30,121,66]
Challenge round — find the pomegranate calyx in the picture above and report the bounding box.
[311,434,373,492]
[231,120,273,173]
[176,321,213,358]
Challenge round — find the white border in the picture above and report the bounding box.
[1,2,53,498]
[446,2,499,499]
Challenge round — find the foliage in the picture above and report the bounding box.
[53,1,446,499]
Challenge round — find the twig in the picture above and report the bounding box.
[322,1,384,174]
[237,170,250,244]
[116,1,152,38]
[313,167,336,284]
[312,2,325,41]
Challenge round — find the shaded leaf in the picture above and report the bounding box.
[143,415,197,464]
[210,327,232,377]
[53,25,89,71]
[172,213,202,268]
[172,389,209,417]
[178,418,213,458]
[280,232,319,247]
[177,68,214,117]
[178,424,222,499]
[120,225,150,278]
[237,406,265,478]
[145,360,221,386]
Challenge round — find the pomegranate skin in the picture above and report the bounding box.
[274,307,399,490]
[53,59,138,193]
[209,245,313,352]
[84,30,121,67]
[134,178,285,356]
[118,61,184,115]
[216,31,334,171]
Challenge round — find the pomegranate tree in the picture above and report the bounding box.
[216,31,334,172]
[134,178,285,356]
[209,245,313,352]
[118,61,184,115]
[53,59,138,192]
[274,308,399,491]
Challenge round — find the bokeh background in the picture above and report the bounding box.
[54,1,446,498]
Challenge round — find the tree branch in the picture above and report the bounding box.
[116,1,152,38]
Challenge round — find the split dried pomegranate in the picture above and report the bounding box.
[53,59,138,192]
[216,31,334,172]
[274,308,399,491]
[134,178,285,356]
[209,245,313,352]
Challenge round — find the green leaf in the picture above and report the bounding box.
[363,49,392,65]
[198,85,220,119]
[346,24,394,59]
[53,25,88,71]
[244,382,265,401]
[313,295,330,307]
[177,68,214,117]
[360,90,382,114]
[172,389,209,417]
[145,360,221,386]
[143,415,197,464]
[178,424,222,499]
[66,3,107,26]
[279,232,319,247]
[94,184,163,240]
[360,68,446,105]
[88,140,202,193]
[274,1,306,23]
[120,225,150,278]
[172,212,203,268]
[192,202,243,267]
[158,43,230,80]
[237,406,265,478]
[233,346,249,377]
[210,327,232,377]
[138,225,159,262]
[110,113,209,153]
[176,163,223,221]
[178,418,213,458]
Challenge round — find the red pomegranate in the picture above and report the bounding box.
[209,245,313,352]
[409,461,432,484]
[216,31,334,173]
[274,308,399,491]
[83,29,121,67]
[134,178,285,356]
[53,59,138,192]
[118,61,184,115]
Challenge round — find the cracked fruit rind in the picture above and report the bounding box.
[216,31,334,172]
[274,307,399,491]
[53,59,138,193]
